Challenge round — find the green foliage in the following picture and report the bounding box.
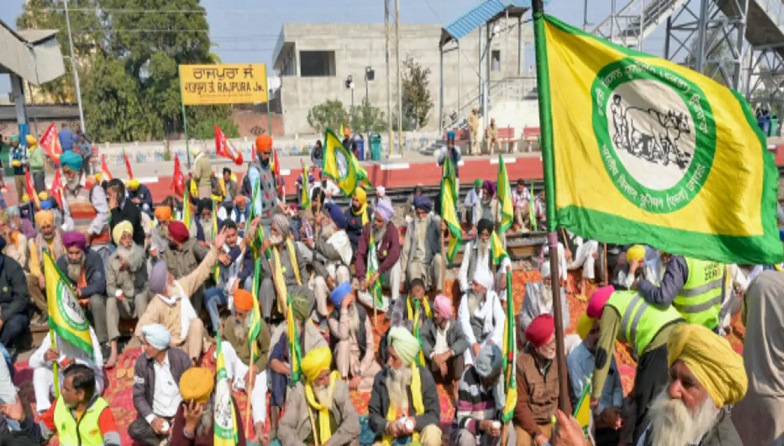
[190,108,239,140]
[401,56,433,130]
[307,100,350,134]
[352,98,387,134]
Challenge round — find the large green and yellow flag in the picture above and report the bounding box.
[248,258,263,362]
[366,231,384,308]
[214,331,239,445]
[501,269,517,423]
[300,164,312,210]
[182,186,191,230]
[490,231,508,266]
[44,250,93,357]
[496,155,514,233]
[540,15,782,265]
[573,378,592,435]
[441,157,463,265]
[287,293,304,385]
[323,128,370,196]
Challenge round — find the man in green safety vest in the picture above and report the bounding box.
[633,252,724,332]
[586,286,684,445]
[39,364,121,446]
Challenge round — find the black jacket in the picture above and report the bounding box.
[133,347,192,421]
[56,250,106,298]
[110,198,145,246]
[0,256,29,322]
[420,317,469,360]
[368,365,441,440]
[344,205,373,252]
[128,184,154,214]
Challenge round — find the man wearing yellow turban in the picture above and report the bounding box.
[345,187,370,252]
[174,367,247,443]
[126,178,153,215]
[368,327,442,446]
[638,323,747,446]
[278,346,360,446]
[27,210,65,323]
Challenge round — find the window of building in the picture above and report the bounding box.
[492,50,501,72]
[299,51,336,77]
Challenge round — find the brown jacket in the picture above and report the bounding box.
[223,316,270,372]
[513,345,571,437]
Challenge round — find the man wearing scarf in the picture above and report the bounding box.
[56,232,109,353]
[241,134,282,234]
[278,346,361,446]
[306,202,352,324]
[458,269,504,366]
[161,220,210,314]
[105,222,148,368]
[355,200,402,304]
[59,151,110,248]
[260,213,312,322]
[27,210,65,322]
[519,261,569,333]
[638,324,746,446]
[329,282,381,393]
[269,292,327,432]
[344,187,373,252]
[454,344,513,446]
[220,289,271,444]
[459,218,511,294]
[401,196,443,292]
[421,294,468,391]
[368,327,441,446]
[135,228,228,364]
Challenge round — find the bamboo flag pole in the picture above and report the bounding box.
[532,0,571,412]
[50,329,59,399]
[245,341,256,438]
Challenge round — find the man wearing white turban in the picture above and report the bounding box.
[519,260,569,333]
[458,268,505,366]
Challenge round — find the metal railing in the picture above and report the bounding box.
[443,76,538,131]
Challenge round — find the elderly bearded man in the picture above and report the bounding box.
[458,269,505,366]
[161,220,210,314]
[306,202,352,324]
[519,261,569,334]
[27,210,65,321]
[637,324,747,446]
[355,199,402,306]
[105,221,149,368]
[421,294,469,391]
[401,196,443,292]
[329,282,381,393]
[345,187,373,253]
[59,151,111,249]
[279,346,361,446]
[260,214,313,322]
[459,218,511,293]
[369,327,442,446]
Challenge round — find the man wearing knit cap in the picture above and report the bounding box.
[588,286,684,443]
[220,288,271,443]
[242,133,282,234]
[345,186,373,253]
[126,178,154,216]
[56,231,110,353]
[458,268,505,366]
[513,314,571,445]
[520,260,569,333]
[305,201,352,324]
[260,213,313,322]
[27,209,65,322]
[171,367,246,444]
[328,281,380,393]
[637,324,747,446]
[454,344,513,446]
[459,218,511,293]
[136,227,229,364]
[355,198,402,305]
[105,221,148,368]
[129,324,192,446]
[278,346,361,446]
[401,195,444,292]
[161,220,210,313]
[421,294,468,390]
[369,326,442,446]
[60,150,111,250]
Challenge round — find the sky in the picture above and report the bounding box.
[0,0,664,96]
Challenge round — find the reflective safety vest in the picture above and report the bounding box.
[674,257,724,329]
[53,395,109,446]
[606,290,683,357]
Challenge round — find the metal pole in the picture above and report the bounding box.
[583,0,589,30]
[695,0,710,73]
[458,41,462,113]
[63,0,86,133]
[484,24,491,131]
[385,0,393,156]
[478,25,483,119]
[731,0,750,91]
[664,17,672,60]
[395,0,403,151]
[178,65,192,169]
[439,46,444,135]
[351,86,355,129]
[517,16,523,77]
[365,74,370,134]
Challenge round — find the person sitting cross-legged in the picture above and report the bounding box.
[421,294,468,395]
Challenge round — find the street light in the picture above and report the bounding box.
[364,66,375,134]
[345,75,355,129]
[62,0,86,133]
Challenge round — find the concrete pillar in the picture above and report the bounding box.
[10,74,30,146]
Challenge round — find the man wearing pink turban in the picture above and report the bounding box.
[420,294,468,391]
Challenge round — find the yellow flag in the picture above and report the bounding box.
[44,250,93,356]
[323,127,370,196]
[541,15,781,265]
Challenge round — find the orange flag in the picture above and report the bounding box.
[123,153,134,179]
[39,123,62,165]
[25,171,40,209]
[171,156,185,196]
[271,148,283,198]
[100,155,113,181]
[214,125,244,166]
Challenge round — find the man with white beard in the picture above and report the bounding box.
[59,151,111,249]
[105,221,148,368]
[193,198,217,244]
[637,323,746,446]
[355,199,402,305]
[328,282,381,393]
[305,202,352,325]
[369,327,442,446]
[519,261,569,333]
[457,269,505,366]
[401,196,444,292]
[459,218,511,293]
[278,346,361,446]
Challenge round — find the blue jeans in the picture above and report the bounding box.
[204,287,228,333]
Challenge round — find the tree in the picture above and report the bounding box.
[307,100,350,134]
[352,98,387,134]
[401,56,433,130]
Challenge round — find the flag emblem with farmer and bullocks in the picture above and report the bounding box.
[44,250,93,357]
[323,128,370,196]
[542,15,782,265]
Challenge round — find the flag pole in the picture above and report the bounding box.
[532,0,570,412]
[178,65,192,170]
[245,341,255,439]
[50,328,60,399]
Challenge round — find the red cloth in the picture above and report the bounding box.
[168,220,189,243]
[525,314,555,348]
[587,285,615,319]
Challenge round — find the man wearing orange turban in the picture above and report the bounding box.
[219,287,271,443]
[241,133,281,236]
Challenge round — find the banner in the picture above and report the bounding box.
[44,250,93,357]
[323,127,370,196]
[25,171,40,209]
[171,156,185,196]
[214,125,244,165]
[100,155,113,181]
[39,123,62,165]
[214,331,239,445]
[180,64,268,105]
[441,157,462,265]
